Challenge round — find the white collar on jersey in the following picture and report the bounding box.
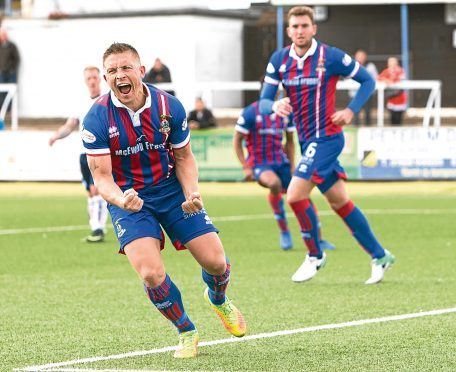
[289,38,318,62]
[110,83,152,116]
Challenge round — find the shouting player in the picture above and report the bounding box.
[82,43,246,358]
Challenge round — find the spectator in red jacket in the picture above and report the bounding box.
[378,57,407,126]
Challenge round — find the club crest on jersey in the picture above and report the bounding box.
[316,55,326,73]
[159,114,171,133]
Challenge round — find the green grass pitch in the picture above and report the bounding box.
[1,181,455,371]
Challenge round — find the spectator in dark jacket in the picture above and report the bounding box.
[0,28,20,109]
[187,97,217,130]
[143,57,174,96]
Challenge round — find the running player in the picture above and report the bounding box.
[82,43,246,358]
[233,100,335,251]
[259,6,395,284]
[49,66,108,242]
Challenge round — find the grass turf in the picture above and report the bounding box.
[1,181,455,371]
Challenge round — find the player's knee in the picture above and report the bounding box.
[204,259,227,276]
[287,193,305,204]
[328,199,348,211]
[140,267,166,288]
[269,181,282,195]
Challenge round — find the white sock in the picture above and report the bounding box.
[89,195,108,231]
[88,196,98,231]
[98,195,108,232]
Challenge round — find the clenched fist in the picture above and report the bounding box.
[121,188,144,212]
[182,191,204,214]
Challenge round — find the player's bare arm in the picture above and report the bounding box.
[233,131,253,181]
[49,118,79,146]
[173,144,203,213]
[87,154,143,212]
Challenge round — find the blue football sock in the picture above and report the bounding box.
[145,274,195,333]
[202,257,231,305]
[336,201,385,259]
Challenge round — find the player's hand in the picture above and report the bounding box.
[272,97,293,118]
[182,191,204,213]
[331,108,354,127]
[121,188,143,212]
[49,137,57,146]
[243,166,254,181]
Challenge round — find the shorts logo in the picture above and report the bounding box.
[298,164,308,173]
[114,218,126,238]
[183,208,206,219]
[205,215,213,225]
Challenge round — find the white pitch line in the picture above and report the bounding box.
[17,307,456,371]
[34,370,164,372]
[0,225,91,236]
[2,208,456,236]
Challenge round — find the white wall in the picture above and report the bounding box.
[3,15,243,118]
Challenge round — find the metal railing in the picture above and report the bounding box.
[156,79,442,128]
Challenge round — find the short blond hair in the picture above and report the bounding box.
[83,66,100,74]
[287,6,315,24]
[102,43,140,65]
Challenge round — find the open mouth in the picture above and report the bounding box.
[117,83,132,95]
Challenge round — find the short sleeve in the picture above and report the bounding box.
[235,104,256,135]
[329,47,360,79]
[168,97,190,149]
[81,105,110,156]
[264,50,283,86]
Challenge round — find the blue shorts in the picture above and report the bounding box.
[108,174,219,253]
[80,153,94,192]
[253,163,292,191]
[294,133,347,193]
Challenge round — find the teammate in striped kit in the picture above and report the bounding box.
[233,100,335,251]
[49,66,108,243]
[82,43,245,358]
[259,6,395,284]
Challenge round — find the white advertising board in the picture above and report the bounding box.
[357,127,456,179]
[0,131,81,181]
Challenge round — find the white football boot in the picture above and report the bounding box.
[365,250,396,285]
[292,252,327,283]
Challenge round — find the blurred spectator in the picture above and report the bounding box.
[378,57,407,126]
[49,66,108,243]
[0,28,20,110]
[143,57,174,96]
[187,97,217,130]
[348,49,378,126]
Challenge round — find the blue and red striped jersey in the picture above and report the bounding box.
[235,101,295,167]
[263,39,362,143]
[81,83,189,192]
